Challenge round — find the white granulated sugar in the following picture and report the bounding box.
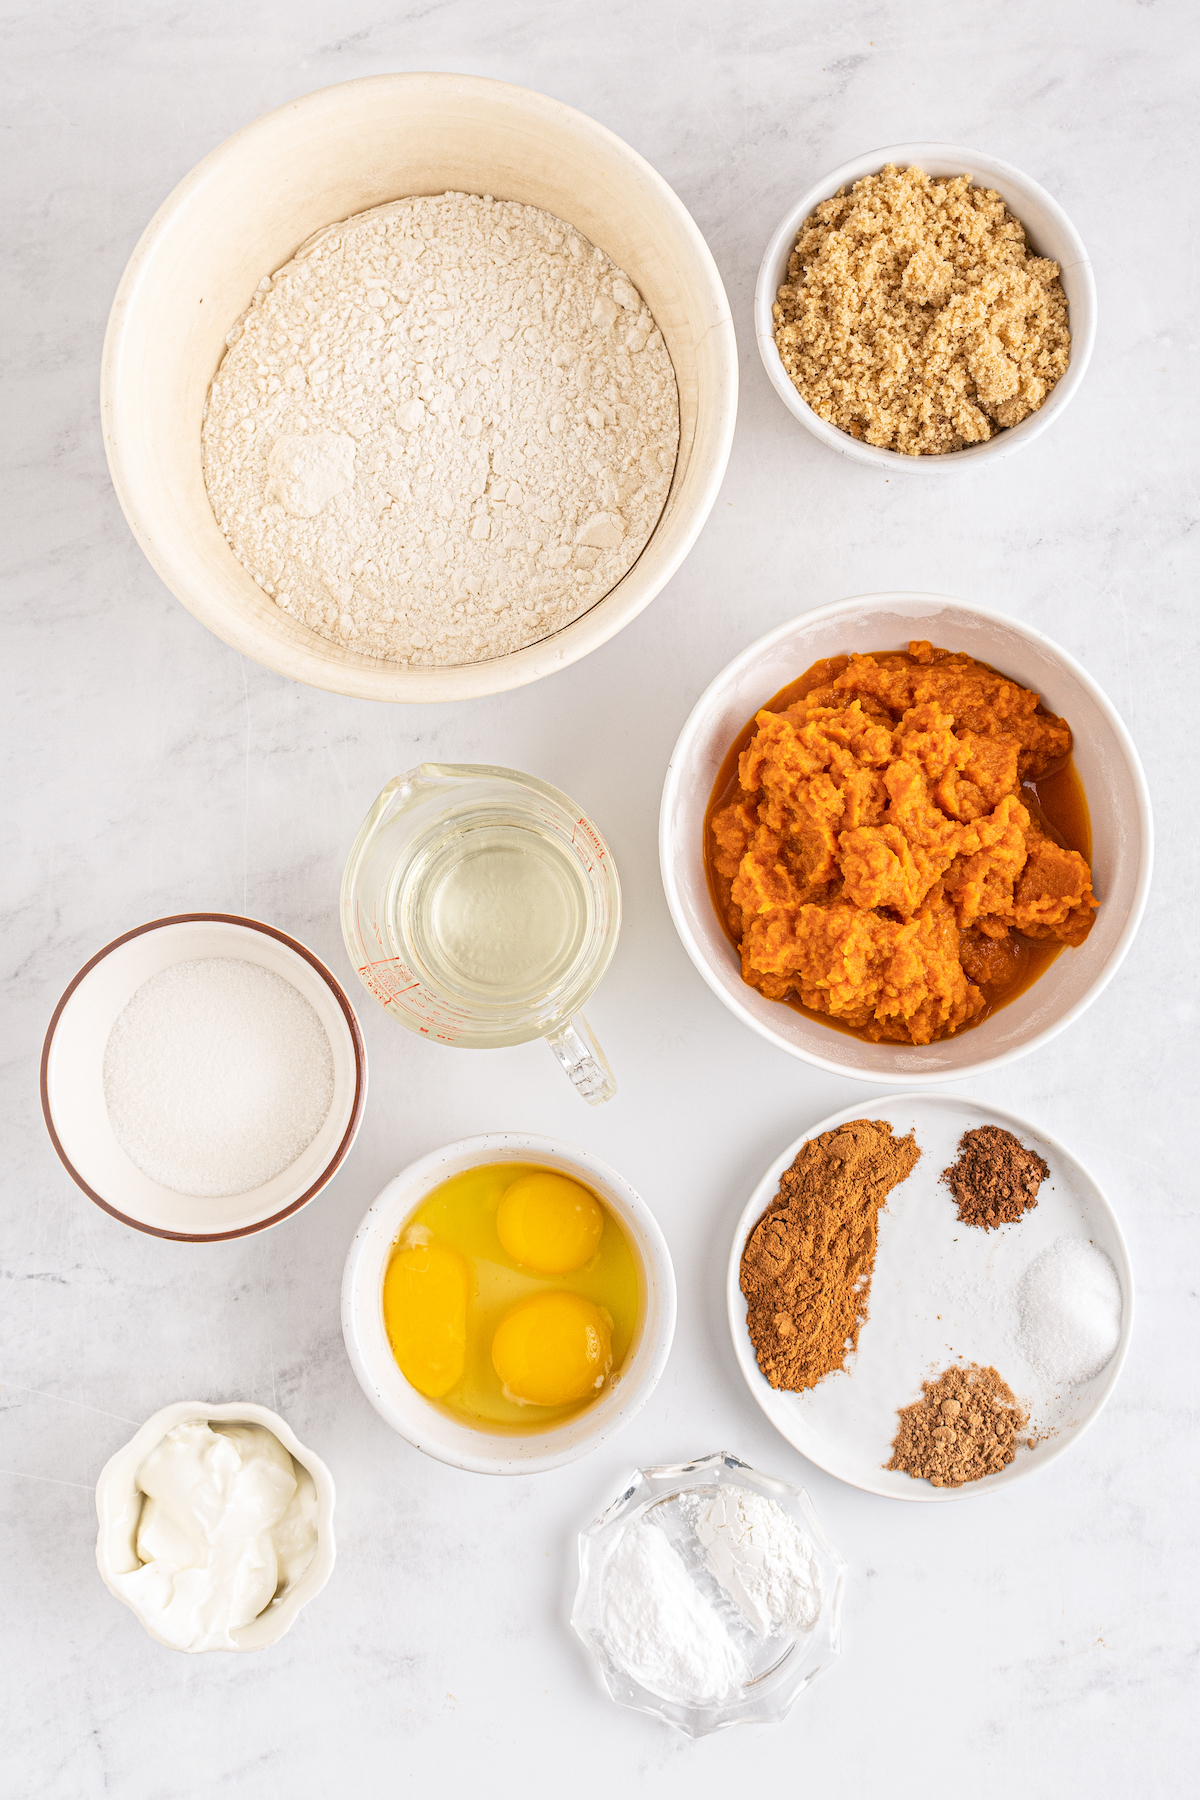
[202,192,680,667]
[1017,1237,1123,1388]
[693,1487,822,1638]
[599,1519,748,1705]
[103,958,335,1198]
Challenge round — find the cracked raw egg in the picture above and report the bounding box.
[491,1291,613,1406]
[382,1236,468,1399]
[381,1161,639,1431]
[496,1171,605,1274]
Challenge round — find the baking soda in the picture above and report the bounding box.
[103,958,335,1197]
[598,1519,748,1704]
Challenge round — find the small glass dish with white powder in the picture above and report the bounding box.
[570,1450,846,1736]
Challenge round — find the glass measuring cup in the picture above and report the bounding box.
[340,764,621,1104]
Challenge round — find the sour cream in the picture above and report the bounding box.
[110,1419,318,1651]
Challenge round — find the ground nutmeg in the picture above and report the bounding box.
[740,1119,921,1392]
[941,1124,1049,1230]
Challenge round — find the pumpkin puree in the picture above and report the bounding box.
[709,641,1097,1045]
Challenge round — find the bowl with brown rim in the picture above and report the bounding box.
[41,913,366,1239]
[659,593,1152,1085]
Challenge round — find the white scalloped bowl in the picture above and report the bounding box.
[660,593,1152,1084]
[101,72,737,702]
[95,1400,336,1651]
[755,143,1096,469]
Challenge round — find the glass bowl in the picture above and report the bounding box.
[570,1450,846,1736]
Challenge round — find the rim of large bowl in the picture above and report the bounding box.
[659,592,1154,1084]
[753,142,1097,470]
[40,913,367,1240]
[100,71,739,703]
[341,1131,678,1474]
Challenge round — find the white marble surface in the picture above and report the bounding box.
[4,2,1197,1793]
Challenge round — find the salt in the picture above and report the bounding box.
[1017,1237,1122,1387]
[103,958,335,1197]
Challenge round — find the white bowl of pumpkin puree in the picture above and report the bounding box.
[660,593,1152,1085]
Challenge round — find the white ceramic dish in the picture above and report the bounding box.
[660,592,1153,1085]
[571,1450,846,1737]
[95,1400,336,1651]
[342,1134,676,1475]
[101,71,738,703]
[755,142,1096,469]
[727,1095,1133,1502]
[41,913,366,1239]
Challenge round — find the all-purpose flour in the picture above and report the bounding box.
[202,192,679,666]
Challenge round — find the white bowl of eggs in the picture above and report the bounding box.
[341,1134,677,1475]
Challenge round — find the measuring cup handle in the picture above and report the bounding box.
[545,1013,617,1106]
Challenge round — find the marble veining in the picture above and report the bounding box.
[3,1,1197,1794]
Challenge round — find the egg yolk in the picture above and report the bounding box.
[496,1171,605,1274]
[491,1291,613,1407]
[382,1240,468,1399]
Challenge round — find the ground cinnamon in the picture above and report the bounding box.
[886,1363,1028,1487]
[941,1125,1048,1229]
[740,1119,921,1392]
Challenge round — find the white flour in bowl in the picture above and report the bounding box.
[202,192,679,667]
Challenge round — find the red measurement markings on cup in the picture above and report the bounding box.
[570,815,605,872]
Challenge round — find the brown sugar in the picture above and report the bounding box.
[887,1363,1028,1487]
[740,1119,921,1392]
[941,1124,1049,1229]
[773,165,1071,455]
[707,643,1097,1046]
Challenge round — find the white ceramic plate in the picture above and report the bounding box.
[727,1094,1133,1502]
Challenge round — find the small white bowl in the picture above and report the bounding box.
[660,593,1153,1085]
[41,913,367,1239]
[95,1400,336,1651]
[755,143,1097,469]
[342,1134,677,1475]
[102,71,738,703]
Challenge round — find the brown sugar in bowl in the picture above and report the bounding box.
[755,143,1096,471]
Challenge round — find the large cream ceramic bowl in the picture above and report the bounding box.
[660,594,1152,1084]
[756,143,1096,470]
[101,73,738,702]
[342,1134,677,1474]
